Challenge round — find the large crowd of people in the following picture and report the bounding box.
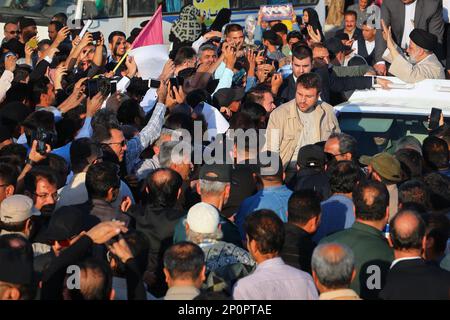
[0,0,449,300]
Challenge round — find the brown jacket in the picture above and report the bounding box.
[265,99,340,170]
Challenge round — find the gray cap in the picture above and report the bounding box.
[0,195,41,223]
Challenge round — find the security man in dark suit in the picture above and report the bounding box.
[380,209,450,300]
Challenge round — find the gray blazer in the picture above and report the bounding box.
[374,0,445,63]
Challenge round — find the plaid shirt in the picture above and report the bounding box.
[125,101,166,174]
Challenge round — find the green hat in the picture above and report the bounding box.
[359,153,402,183]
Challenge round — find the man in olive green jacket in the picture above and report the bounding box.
[320,180,394,300]
[265,73,340,180]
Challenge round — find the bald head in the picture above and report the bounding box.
[312,243,355,290]
[145,168,182,207]
[390,210,425,251]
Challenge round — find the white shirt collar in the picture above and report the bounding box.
[390,256,422,269]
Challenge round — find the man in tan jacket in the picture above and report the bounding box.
[381,21,445,83]
[265,73,340,179]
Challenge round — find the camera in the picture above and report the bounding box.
[31,128,57,155]
[87,77,117,98]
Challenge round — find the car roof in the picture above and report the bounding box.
[335,78,450,116]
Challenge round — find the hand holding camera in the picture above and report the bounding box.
[28,139,51,164]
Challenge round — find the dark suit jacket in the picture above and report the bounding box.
[380,258,450,300]
[280,223,316,274]
[279,67,373,106]
[336,27,364,42]
[375,0,445,62]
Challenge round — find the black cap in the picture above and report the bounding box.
[409,28,437,52]
[213,87,245,108]
[45,206,99,241]
[297,144,325,168]
[199,163,232,183]
[0,248,34,285]
[325,37,349,55]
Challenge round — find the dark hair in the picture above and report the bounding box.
[110,230,150,277]
[23,166,57,195]
[398,180,430,209]
[395,149,423,180]
[328,132,357,158]
[37,39,52,52]
[0,163,19,187]
[228,112,257,132]
[262,30,282,46]
[423,173,450,211]
[344,10,358,19]
[271,23,288,35]
[244,209,285,254]
[224,23,243,35]
[173,46,196,66]
[258,151,283,182]
[186,89,212,108]
[163,242,205,280]
[165,113,194,138]
[327,160,359,194]
[240,102,267,126]
[85,162,120,200]
[70,138,102,173]
[30,78,51,107]
[296,72,322,92]
[287,31,304,43]
[22,110,55,145]
[108,31,126,44]
[0,144,27,169]
[48,21,64,32]
[422,136,449,171]
[288,190,321,225]
[423,213,450,254]
[3,83,31,106]
[245,85,271,106]
[36,154,68,189]
[353,180,389,221]
[145,168,183,207]
[117,99,143,126]
[92,122,121,144]
[69,258,113,300]
[292,44,313,61]
[91,109,120,134]
[52,12,68,25]
[390,210,426,251]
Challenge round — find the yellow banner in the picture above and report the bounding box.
[194,0,230,26]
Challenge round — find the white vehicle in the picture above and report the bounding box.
[0,0,325,44]
[335,78,450,156]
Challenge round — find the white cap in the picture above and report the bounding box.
[187,202,220,234]
[0,195,41,223]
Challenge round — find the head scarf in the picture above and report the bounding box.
[303,8,324,42]
[170,5,203,43]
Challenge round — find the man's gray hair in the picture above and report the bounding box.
[159,140,191,168]
[198,44,218,57]
[199,179,229,196]
[329,132,357,156]
[186,227,223,244]
[311,243,355,290]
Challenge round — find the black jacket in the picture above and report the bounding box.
[128,204,185,298]
[379,258,450,300]
[280,223,316,274]
[287,168,331,200]
[278,66,373,106]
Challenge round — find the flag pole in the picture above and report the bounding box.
[112,50,131,74]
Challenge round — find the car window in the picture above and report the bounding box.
[337,113,442,156]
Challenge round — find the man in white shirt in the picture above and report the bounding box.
[233,210,318,300]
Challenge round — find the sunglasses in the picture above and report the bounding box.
[49,239,71,248]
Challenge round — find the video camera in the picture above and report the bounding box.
[87,77,119,98]
[31,128,57,155]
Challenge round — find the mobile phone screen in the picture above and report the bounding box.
[429,108,442,130]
